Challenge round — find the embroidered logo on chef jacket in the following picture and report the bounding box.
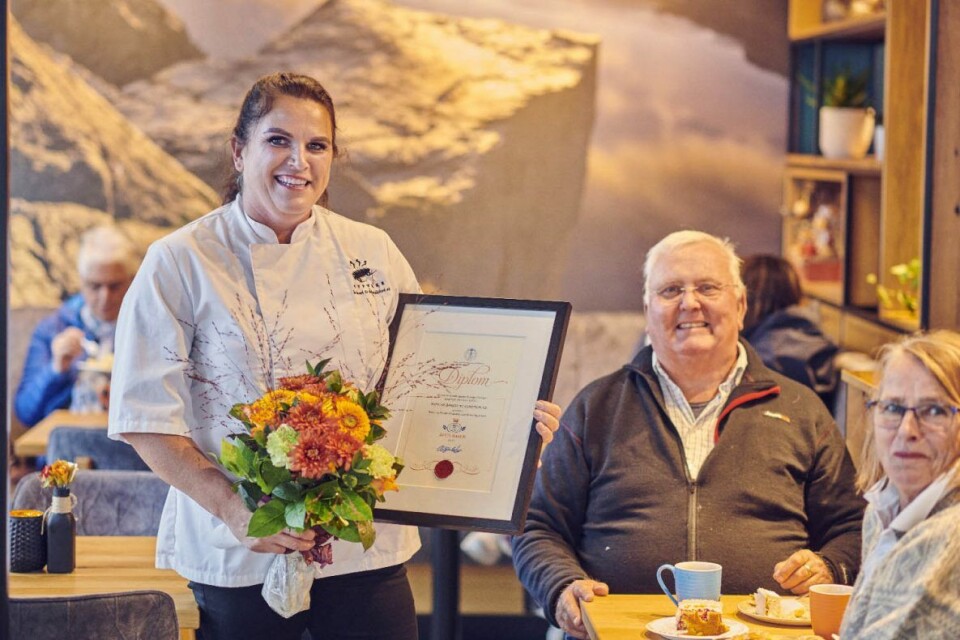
[350,258,391,295]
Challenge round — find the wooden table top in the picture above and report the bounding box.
[582,594,819,639]
[13,409,109,457]
[9,536,198,639]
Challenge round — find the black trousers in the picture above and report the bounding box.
[189,563,418,640]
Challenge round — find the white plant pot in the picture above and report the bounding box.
[819,106,876,159]
[874,124,885,161]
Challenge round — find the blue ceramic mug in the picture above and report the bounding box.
[656,561,722,605]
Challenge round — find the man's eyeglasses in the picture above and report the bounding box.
[655,283,737,303]
[866,399,959,432]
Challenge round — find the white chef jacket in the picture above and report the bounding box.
[108,199,421,587]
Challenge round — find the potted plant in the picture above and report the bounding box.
[803,68,876,159]
[867,257,920,320]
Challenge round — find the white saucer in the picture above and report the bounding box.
[737,598,811,626]
[646,616,748,639]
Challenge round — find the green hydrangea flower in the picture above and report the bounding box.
[364,443,396,478]
[266,424,299,469]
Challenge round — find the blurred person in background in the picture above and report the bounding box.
[14,224,139,427]
[741,254,839,406]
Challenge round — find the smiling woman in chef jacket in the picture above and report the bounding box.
[107,72,561,640]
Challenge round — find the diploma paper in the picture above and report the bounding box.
[376,296,569,531]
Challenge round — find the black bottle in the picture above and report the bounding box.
[46,486,76,573]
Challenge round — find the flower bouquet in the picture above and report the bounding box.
[40,459,78,490]
[216,359,403,616]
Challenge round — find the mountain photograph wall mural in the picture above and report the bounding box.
[7,0,789,405]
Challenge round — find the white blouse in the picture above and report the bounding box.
[109,199,421,587]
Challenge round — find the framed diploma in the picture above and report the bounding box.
[375,294,571,533]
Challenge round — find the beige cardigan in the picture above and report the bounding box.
[840,487,960,639]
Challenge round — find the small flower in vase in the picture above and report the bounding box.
[40,459,78,496]
[40,459,79,573]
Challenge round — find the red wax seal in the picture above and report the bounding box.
[434,460,454,479]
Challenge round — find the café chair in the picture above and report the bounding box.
[46,426,151,471]
[11,470,169,536]
[9,591,179,640]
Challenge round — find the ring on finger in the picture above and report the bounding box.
[803,562,813,576]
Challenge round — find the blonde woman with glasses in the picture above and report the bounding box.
[839,330,960,639]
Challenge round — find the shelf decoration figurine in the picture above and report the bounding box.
[867,257,920,319]
[40,459,78,574]
[804,68,876,159]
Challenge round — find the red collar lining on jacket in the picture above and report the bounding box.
[713,385,781,444]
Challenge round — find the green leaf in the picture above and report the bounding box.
[353,473,373,488]
[219,439,255,479]
[323,520,361,543]
[247,500,286,537]
[272,481,302,502]
[333,488,373,522]
[306,497,334,524]
[314,480,340,500]
[229,403,251,424]
[285,501,307,530]
[326,370,343,393]
[343,473,358,489]
[236,433,261,452]
[237,482,263,512]
[357,520,376,550]
[218,439,242,473]
[368,423,386,443]
[258,460,291,494]
[306,358,331,378]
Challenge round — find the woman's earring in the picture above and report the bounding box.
[236,173,243,193]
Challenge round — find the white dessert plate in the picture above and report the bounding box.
[737,598,811,626]
[646,616,748,639]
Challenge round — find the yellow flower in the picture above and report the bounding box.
[246,389,319,432]
[40,459,78,489]
[327,398,371,442]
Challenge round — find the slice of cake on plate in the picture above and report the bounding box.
[755,588,782,617]
[675,599,728,636]
[754,588,809,620]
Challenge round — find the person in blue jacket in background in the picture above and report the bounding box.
[14,225,139,427]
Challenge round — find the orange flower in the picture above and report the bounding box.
[279,374,327,397]
[289,427,362,479]
[371,476,399,495]
[284,399,337,433]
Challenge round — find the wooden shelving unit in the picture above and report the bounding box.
[783,0,936,354]
[789,13,886,42]
[786,154,881,176]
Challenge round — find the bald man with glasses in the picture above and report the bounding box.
[512,230,865,640]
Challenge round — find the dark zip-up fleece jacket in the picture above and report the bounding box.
[512,342,864,630]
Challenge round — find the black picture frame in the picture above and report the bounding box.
[374,294,570,534]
